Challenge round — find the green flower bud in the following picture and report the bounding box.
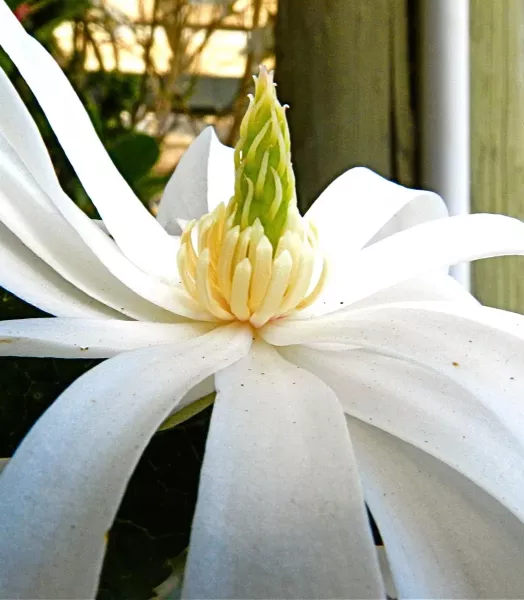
[177,66,327,326]
[231,66,297,250]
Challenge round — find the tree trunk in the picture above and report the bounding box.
[275,0,415,212]
[470,0,524,313]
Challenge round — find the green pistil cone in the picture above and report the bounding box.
[232,65,297,249]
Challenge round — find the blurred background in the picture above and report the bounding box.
[1,0,277,214]
[1,1,523,598]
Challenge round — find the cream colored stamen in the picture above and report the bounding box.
[177,203,326,327]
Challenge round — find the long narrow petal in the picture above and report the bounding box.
[285,343,524,523]
[9,158,207,319]
[0,323,252,600]
[305,167,447,259]
[348,271,479,310]
[0,66,203,320]
[0,132,184,321]
[0,67,58,194]
[48,188,208,320]
[308,213,524,316]
[52,199,210,320]
[303,274,478,351]
[0,222,120,318]
[349,418,524,599]
[0,319,213,358]
[0,4,178,280]
[183,340,384,600]
[34,177,211,319]
[157,128,235,234]
[274,302,524,521]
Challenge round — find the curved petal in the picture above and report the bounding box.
[160,376,216,430]
[0,318,213,358]
[0,222,120,318]
[376,547,396,599]
[91,219,109,234]
[349,418,524,599]
[302,213,524,316]
[273,302,524,521]
[0,131,185,321]
[366,192,448,246]
[55,195,209,320]
[0,67,201,320]
[305,167,447,260]
[18,169,207,320]
[56,207,209,320]
[0,66,58,195]
[348,271,478,310]
[157,127,235,234]
[183,340,384,600]
[0,5,178,280]
[284,343,524,524]
[0,323,252,600]
[36,177,210,319]
[304,274,478,352]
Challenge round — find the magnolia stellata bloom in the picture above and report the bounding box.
[2,4,524,599]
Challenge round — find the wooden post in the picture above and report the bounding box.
[471,0,524,312]
[275,0,415,212]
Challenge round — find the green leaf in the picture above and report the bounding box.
[108,133,161,187]
[158,393,215,432]
[134,174,171,204]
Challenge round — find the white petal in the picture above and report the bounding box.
[303,213,524,316]
[0,131,185,321]
[0,318,213,358]
[305,167,446,260]
[0,66,58,195]
[0,66,200,320]
[91,219,109,234]
[157,128,235,234]
[366,192,448,246]
[303,274,478,352]
[0,6,178,280]
[0,323,252,599]
[0,222,120,318]
[376,547,396,600]
[275,302,524,521]
[183,340,384,600]
[38,178,210,319]
[286,342,524,526]
[348,271,479,310]
[349,418,524,599]
[159,376,217,432]
[174,376,215,413]
[15,167,207,320]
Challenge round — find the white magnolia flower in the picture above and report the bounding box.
[2,3,524,599]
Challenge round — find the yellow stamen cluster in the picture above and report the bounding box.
[177,204,326,327]
[177,66,327,327]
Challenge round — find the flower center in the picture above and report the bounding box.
[177,66,326,327]
[177,203,326,327]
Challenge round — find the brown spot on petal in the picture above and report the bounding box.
[452,361,460,367]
